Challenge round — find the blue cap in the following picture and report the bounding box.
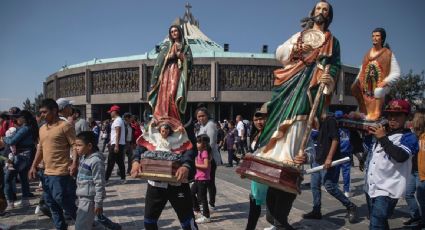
[334,110,344,119]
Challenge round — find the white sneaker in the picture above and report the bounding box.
[195,215,211,224]
[120,179,127,184]
[14,199,30,207]
[209,206,216,212]
[344,192,352,198]
[6,201,14,210]
[35,205,41,214]
[264,226,276,230]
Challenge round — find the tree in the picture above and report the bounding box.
[388,71,425,108]
[21,93,44,114]
[22,98,33,111]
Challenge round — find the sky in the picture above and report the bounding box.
[1,0,424,111]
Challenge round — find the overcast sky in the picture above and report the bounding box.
[1,0,424,111]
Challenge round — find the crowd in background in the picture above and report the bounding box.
[1,98,425,229]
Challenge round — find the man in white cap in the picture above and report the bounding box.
[56,98,73,121]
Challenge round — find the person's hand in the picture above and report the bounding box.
[294,154,307,165]
[175,166,189,182]
[318,73,334,85]
[323,158,332,170]
[28,166,38,180]
[95,207,103,215]
[233,144,237,150]
[114,145,119,154]
[69,163,78,176]
[368,124,386,139]
[377,81,387,88]
[130,161,142,178]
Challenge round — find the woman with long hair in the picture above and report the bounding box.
[1,110,39,209]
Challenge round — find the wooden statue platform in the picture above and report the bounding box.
[236,154,303,194]
[138,158,182,183]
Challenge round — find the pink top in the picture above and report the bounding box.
[195,150,211,181]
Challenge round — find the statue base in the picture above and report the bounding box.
[337,118,388,132]
[137,158,183,183]
[236,155,302,194]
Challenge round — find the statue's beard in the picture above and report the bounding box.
[313,14,326,25]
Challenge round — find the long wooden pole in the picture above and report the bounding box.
[297,64,330,158]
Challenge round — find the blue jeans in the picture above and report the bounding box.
[44,175,77,230]
[311,162,352,212]
[3,151,32,201]
[337,157,351,193]
[416,178,425,223]
[405,171,420,219]
[366,194,398,230]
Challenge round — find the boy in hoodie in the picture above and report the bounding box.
[74,131,106,229]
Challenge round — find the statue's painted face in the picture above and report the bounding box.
[372,32,383,48]
[170,27,180,41]
[314,2,329,18]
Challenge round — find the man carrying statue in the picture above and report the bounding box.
[238,1,357,229]
[130,24,198,230]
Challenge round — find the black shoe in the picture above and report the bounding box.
[403,217,421,226]
[347,204,358,223]
[303,210,322,219]
[225,164,233,167]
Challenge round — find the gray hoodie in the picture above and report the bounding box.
[76,152,106,208]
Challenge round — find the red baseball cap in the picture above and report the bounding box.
[384,99,411,114]
[107,105,120,113]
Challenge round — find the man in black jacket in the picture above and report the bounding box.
[130,137,198,230]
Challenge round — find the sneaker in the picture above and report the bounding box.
[264,226,276,230]
[120,179,127,184]
[35,205,41,214]
[209,205,216,212]
[194,211,202,218]
[344,191,352,198]
[225,164,233,167]
[15,199,30,207]
[195,215,211,224]
[347,203,358,223]
[303,210,322,219]
[403,217,421,226]
[6,201,14,210]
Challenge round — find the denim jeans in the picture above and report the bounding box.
[338,160,351,193]
[311,162,352,212]
[405,171,420,219]
[366,194,398,230]
[44,175,77,230]
[416,178,425,223]
[3,150,32,201]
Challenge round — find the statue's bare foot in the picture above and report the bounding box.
[365,112,381,121]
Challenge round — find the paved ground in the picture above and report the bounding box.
[0,151,415,229]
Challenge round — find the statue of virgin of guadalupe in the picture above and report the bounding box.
[138,25,193,153]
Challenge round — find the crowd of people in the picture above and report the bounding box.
[0,97,424,230]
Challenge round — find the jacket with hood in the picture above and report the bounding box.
[76,152,106,208]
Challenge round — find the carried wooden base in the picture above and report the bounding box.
[137,158,182,183]
[337,118,388,132]
[236,155,302,194]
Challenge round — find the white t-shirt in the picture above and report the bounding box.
[110,117,126,145]
[236,121,245,137]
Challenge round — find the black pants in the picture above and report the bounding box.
[125,142,133,174]
[208,159,217,207]
[144,183,198,230]
[266,187,296,229]
[101,138,109,153]
[246,194,262,230]
[227,149,239,166]
[191,180,210,218]
[105,144,126,181]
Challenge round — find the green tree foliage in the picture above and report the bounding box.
[388,71,425,108]
[21,93,44,114]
